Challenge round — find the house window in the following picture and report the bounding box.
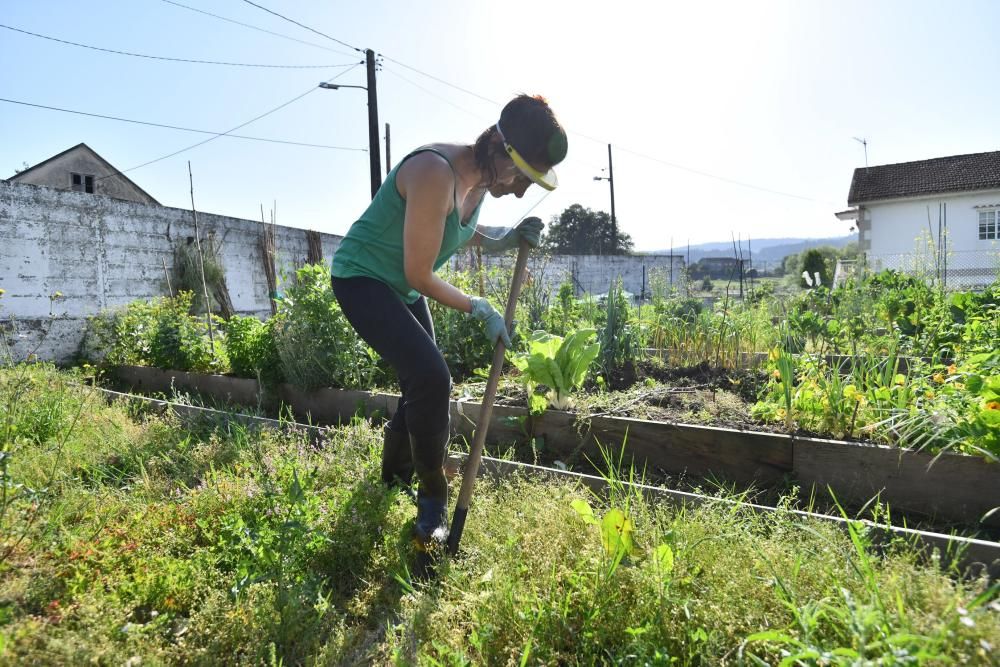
[70,173,95,194]
[980,210,998,240]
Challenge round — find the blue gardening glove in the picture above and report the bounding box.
[478,216,544,252]
[469,296,512,348]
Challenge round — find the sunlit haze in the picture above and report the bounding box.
[4,0,999,249]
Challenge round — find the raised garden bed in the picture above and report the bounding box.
[111,365,1000,529]
[95,385,1000,579]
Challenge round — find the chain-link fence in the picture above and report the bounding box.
[834,250,1000,290]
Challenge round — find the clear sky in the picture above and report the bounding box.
[3,0,1000,250]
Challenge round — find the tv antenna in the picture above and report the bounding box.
[853,136,869,168]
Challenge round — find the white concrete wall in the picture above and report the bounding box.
[0,181,342,363]
[2,179,689,364]
[864,189,1000,287]
[451,249,686,299]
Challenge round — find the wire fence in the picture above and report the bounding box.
[837,249,1000,290]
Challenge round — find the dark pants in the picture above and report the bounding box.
[331,276,451,439]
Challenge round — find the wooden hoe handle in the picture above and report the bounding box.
[447,239,531,555]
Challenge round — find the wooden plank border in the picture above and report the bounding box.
[93,385,1000,581]
[109,366,1000,527]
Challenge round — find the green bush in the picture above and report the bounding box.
[800,248,830,288]
[273,264,385,390]
[80,292,225,373]
[223,315,284,385]
[147,292,226,373]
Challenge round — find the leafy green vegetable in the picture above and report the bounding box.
[513,328,600,412]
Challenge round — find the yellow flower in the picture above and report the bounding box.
[933,373,945,384]
[772,369,782,379]
[925,390,935,399]
[986,401,1000,411]
[946,364,957,375]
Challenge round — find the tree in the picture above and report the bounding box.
[543,204,633,255]
[800,249,829,288]
[784,243,858,287]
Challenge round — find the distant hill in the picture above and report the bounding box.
[646,235,856,268]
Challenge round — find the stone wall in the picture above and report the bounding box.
[1,181,342,363]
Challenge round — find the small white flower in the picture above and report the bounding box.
[801,271,813,287]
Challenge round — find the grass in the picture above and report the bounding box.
[0,364,997,665]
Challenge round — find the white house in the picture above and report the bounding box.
[837,151,1000,288]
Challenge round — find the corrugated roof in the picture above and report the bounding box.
[847,150,1000,205]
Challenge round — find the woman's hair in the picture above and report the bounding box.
[473,94,568,186]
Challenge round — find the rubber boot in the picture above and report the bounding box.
[380,424,414,490]
[409,427,451,579]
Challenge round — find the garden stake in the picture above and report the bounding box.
[446,238,532,557]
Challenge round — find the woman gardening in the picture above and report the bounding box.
[331,94,568,557]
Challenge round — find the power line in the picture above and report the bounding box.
[381,65,484,120]
[0,98,367,151]
[0,23,355,69]
[375,55,832,205]
[613,145,837,205]
[378,53,500,106]
[163,0,832,206]
[99,64,364,180]
[239,0,363,54]
[160,0,355,58]
[381,64,607,175]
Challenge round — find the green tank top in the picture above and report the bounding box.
[331,148,483,304]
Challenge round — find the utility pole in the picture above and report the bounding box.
[385,122,392,174]
[318,50,383,199]
[607,143,617,244]
[593,143,618,253]
[365,49,382,198]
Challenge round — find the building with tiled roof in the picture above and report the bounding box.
[837,151,1000,288]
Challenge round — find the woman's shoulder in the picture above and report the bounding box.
[396,146,459,196]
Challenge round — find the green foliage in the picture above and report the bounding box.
[512,328,600,412]
[646,293,776,368]
[1,369,998,664]
[800,248,829,288]
[543,203,633,255]
[429,267,497,382]
[537,280,586,337]
[598,279,641,377]
[223,315,284,385]
[80,292,226,373]
[147,292,227,373]
[173,236,227,314]
[273,264,386,390]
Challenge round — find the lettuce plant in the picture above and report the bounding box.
[512,329,600,413]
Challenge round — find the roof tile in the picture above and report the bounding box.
[847,150,1000,205]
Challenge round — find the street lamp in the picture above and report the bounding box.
[318,82,366,91]
[593,143,617,252]
[318,48,382,199]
